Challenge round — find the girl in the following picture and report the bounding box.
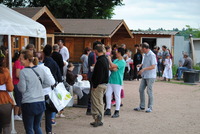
[162,54,173,81]
[12,51,24,121]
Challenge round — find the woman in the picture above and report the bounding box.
[105,45,112,56]
[133,48,143,80]
[0,50,14,134]
[105,48,126,118]
[18,50,51,134]
[35,52,56,134]
[12,51,24,121]
[80,47,91,80]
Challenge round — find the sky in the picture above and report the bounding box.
[112,0,200,30]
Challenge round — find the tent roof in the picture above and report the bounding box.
[0,4,46,38]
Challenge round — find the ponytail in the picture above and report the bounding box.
[33,57,39,65]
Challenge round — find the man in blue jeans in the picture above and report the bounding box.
[177,53,193,80]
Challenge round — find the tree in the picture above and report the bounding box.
[177,25,200,39]
[1,0,123,19]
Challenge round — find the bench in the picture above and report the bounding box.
[183,70,200,83]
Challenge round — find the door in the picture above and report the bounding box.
[156,38,171,50]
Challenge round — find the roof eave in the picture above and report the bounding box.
[32,6,64,33]
[54,33,110,38]
[110,20,133,38]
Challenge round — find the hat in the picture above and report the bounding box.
[183,52,188,57]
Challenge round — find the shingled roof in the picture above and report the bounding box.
[13,7,43,18]
[56,19,133,38]
[132,31,178,35]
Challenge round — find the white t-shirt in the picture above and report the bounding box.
[39,64,55,96]
[60,46,69,61]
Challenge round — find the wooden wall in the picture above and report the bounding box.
[55,37,107,62]
[55,34,175,62]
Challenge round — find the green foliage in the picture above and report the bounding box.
[177,25,200,39]
[1,0,123,19]
[134,25,200,40]
[172,64,178,77]
[193,64,200,70]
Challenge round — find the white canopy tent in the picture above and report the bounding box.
[0,4,46,134]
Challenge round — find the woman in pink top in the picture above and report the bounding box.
[12,52,24,121]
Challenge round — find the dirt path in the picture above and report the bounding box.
[15,80,200,134]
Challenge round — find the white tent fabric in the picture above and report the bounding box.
[0,4,46,38]
[0,4,46,134]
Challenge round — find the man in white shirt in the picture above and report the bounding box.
[58,40,70,78]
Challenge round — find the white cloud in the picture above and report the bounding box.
[112,0,200,30]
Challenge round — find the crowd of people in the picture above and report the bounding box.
[0,40,69,134]
[0,40,194,133]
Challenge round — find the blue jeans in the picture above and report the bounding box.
[177,67,190,79]
[22,101,45,134]
[51,112,56,119]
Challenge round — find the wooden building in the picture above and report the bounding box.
[55,19,133,62]
[132,31,178,54]
[12,6,63,51]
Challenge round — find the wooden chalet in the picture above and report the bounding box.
[12,6,63,51]
[55,19,133,62]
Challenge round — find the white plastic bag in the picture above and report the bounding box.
[49,82,72,112]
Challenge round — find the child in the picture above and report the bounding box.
[162,54,173,81]
[66,63,78,86]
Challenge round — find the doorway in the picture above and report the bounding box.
[142,38,156,50]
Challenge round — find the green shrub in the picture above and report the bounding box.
[172,64,178,76]
[193,64,200,70]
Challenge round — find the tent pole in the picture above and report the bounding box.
[8,35,17,134]
[44,36,47,45]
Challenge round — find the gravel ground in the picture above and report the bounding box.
[15,80,200,134]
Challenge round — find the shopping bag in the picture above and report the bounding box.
[48,82,72,112]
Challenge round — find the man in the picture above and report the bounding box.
[43,45,62,83]
[104,48,126,118]
[90,45,109,127]
[134,42,157,113]
[51,44,65,76]
[177,52,193,80]
[43,44,63,131]
[86,41,102,115]
[134,44,139,53]
[58,40,69,77]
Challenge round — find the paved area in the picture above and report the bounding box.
[15,80,200,134]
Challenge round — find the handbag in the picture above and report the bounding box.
[31,68,57,112]
[48,82,72,112]
[31,68,72,112]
